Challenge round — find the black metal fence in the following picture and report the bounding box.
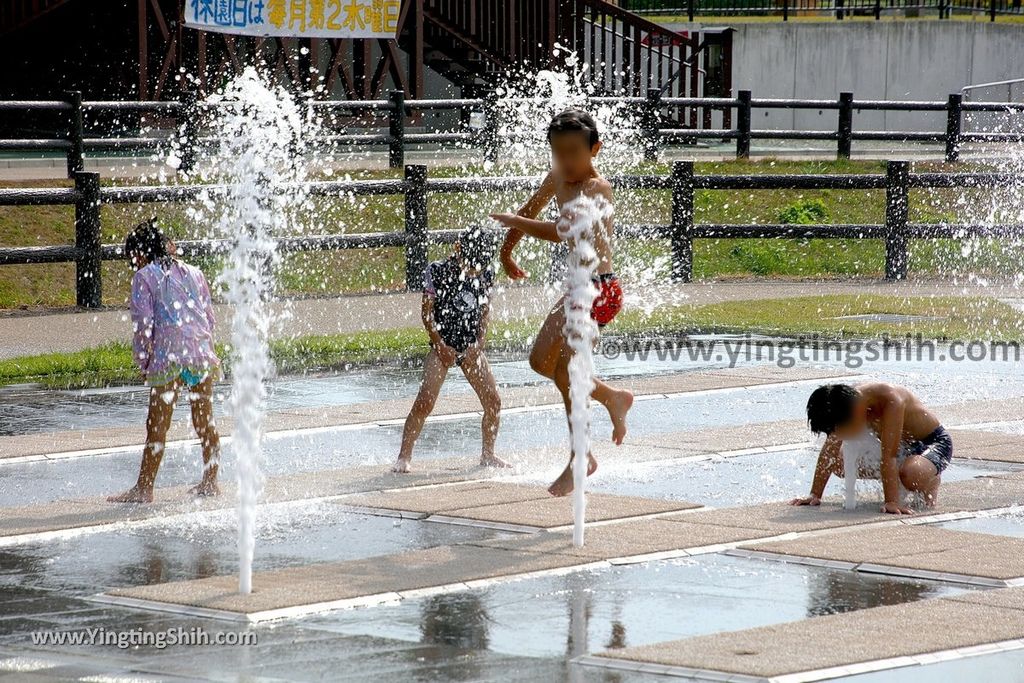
[1,162,1022,309]
[2,90,1023,178]
[621,0,1023,20]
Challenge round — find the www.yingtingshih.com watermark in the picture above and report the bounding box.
[598,334,1023,369]
[30,627,257,649]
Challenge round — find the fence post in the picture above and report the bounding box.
[670,161,694,283]
[874,0,881,20]
[642,89,661,162]
[836,0,845,19]
[404,164,428,291]
[990,0,997,21]
[64,90,85,178]
[74,171,103,308]
[945,93,962,163]
[783,0,789,21]
[837,92,853,159]
[884,160,910,282]
[482,89,500,164]
[736,90,752,160]
[388,89,406,169]
[687,0,695,22]
[179,90,198,174]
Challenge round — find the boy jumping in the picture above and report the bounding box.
[491,110,633,497]
[393,227,508,473]
[791,383,954,513]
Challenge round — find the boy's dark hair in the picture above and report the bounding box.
[547,109,599,147]
[457,226,498,271]
[124,218,167,263]
[806,384,860,435]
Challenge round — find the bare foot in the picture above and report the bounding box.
[392,458,411,474]
[107,486,153,504]
[547,454,598,497]
[606,390,633,445]
[188,480,220,497]
[480,454,512,468]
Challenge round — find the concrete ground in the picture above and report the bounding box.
[4,354,1024,681]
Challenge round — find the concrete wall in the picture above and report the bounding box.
[672,22,1024,132]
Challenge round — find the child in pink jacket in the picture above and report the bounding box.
[108,220,221,504]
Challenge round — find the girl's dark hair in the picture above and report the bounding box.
[457,226,498,270]
[547,109,600,146]
[806,384,860,435]
[124,218,167,263]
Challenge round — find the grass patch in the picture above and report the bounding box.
[2,294,1019,388]
[621,294,1024,341]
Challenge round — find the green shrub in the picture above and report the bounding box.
[778,199,829,225]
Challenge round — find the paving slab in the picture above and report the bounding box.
[631,419,810,455]
[101,544,589,620]
[661,500,889,535]
[744,526,1024,580]
[588,593,1024,679]
[438,492,701,529]
[948,429,1024,464]
[0,458,481,541]
[468,518,762,561]
[338,481,552,514]
[948,586,1024,612]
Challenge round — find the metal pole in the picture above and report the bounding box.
[783,0,789,21]
[74,171,103,308]
[736,90,752,159]
[945,93,963,163]
[671,161,695,283]
[179,90,198,174]
[885,161,910,281]
[482,89,500,164]
[837,92,854,159]
[404,164,428,291]
[64,90,85,178]
[688,0,696,21]
[642,89,662,162]
[388,89,406,169]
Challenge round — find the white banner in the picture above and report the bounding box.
[185,0,402,39]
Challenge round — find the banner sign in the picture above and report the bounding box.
[185,0,402,39]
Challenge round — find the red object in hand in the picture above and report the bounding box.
[591,275,623,327]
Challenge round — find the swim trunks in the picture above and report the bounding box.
[902,426,954,474]
[591,273,623,327]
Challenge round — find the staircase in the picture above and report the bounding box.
[400,0,729,124]
[0,0,75,35]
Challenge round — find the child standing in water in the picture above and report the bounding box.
[393,227,509,473]
[108,220,221,503]
[490,110,633,497]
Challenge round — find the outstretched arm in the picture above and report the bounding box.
[498,172,557,278]
[490,214,560,242]
[791,435,841,506]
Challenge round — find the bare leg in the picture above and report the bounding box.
[108,381,179,503]
[394,349,450,473]
[187,376,221,496]
[548,346,598,498]
[900,455,941,507]
[461,347,507,468]
[530,298,633,445]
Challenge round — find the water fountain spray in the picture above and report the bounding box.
[559,195,611,547]
[185,67,312,593]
